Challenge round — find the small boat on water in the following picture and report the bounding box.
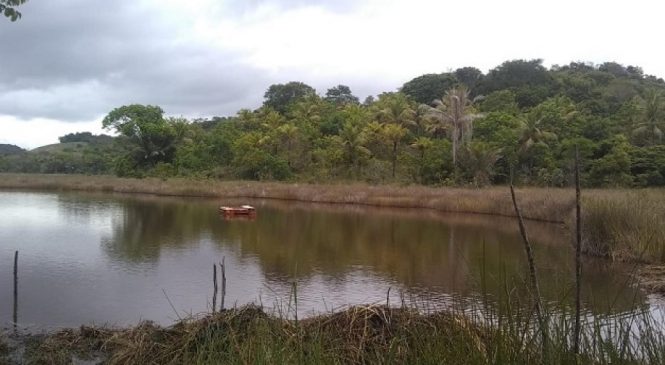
[219,204,256,216]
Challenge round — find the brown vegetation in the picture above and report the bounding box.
[0,173,576,222]
[8,302,664,365]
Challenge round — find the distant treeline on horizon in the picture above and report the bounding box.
[2,59,665,188]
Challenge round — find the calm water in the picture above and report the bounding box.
[0,190,659,330]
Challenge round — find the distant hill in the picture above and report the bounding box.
[30,142,90,154]
[30,134,114,154]
[58,132,114,144]
[0,144,25,155]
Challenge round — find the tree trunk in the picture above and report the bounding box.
[392,141,397,178]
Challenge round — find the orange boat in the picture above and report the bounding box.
[219,205,256,217]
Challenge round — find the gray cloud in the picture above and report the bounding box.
[0,0,271,121]
[222,0,360,14]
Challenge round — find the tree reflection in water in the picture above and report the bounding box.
[96,194,646,314]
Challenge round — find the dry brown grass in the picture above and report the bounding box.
[15,302,665,365]
[21,305,490,365]
[635,265,665,294]
[0,173,576,222]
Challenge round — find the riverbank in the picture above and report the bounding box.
[2,303,664,365]
[0,173,575,222]
[1,173,665,265]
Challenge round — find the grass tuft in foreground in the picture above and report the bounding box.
[14,302,665,365]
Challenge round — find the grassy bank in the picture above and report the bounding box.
[5,303,664,365]
[2,173,665,264]
[0,173,586,222]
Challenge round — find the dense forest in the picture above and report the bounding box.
[2,59,665,187]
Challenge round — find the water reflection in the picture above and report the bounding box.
[0,191,652,329]
[96,194,645,311]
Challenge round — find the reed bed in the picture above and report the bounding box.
[580,190,665,263]
[0,173,576,222]
[13,302,665,365]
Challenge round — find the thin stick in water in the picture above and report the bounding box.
[510,180,547,357]
[213,263,218,313]
[220,257,226,310]
[13,250,18,331]
[574,145,583,356]
[162,289,182,321]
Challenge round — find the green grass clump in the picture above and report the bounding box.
[582,190,665,263]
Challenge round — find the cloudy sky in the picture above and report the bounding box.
[1,0,663,148]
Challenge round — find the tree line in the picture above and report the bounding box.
[2,59,665,187]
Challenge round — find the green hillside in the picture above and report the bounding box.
[0,144,24,155]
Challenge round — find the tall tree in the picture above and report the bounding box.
[324,85,359,106]
[263,82,316,114]
[518,115,557,154]
[102,104,177,167]
[633,91,664,146]
[1,0,27,21]
[454,67,483,93]
[479,59,555,107]
[411,137,434,183]
[423,86,481,168]
[338,121,369,176]
[461,142,501,187]
[381,124,408,178]
[276,123,300,169]
[401,73,457,104]
[374,92,417,129]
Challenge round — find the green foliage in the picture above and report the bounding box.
[263,82,316,114]
[589,135,633,187]
[401,73,457,104]
[324,84,359,106]
[102,104,178,168]
[630,145,665,186]
[454,67,483,93]
[1,0,27,21]
[479,59,556,108]
[0,143,24,155]
[7,60,665,188]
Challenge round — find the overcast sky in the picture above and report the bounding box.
[1,0,663,149]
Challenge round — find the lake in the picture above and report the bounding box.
[0,190,659,330]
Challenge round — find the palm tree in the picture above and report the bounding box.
[338,121,370,176]
[423,86,481,168]
[289,97,323,130]
[518,115,557,153]
[462,142,501,187]
[375,93,417,129]
[411,137,434,183]
[381,124,408,178]
[633,91,664,146]
[276,123,299,168]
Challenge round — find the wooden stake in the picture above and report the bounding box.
[13,250,18,330]
[220,257,226,310]
[574,145,583,357]
[212,263,218,313]
[510,180,547,356]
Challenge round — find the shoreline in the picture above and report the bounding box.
[0,173,577,223]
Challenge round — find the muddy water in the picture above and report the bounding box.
[0,190,655,330]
